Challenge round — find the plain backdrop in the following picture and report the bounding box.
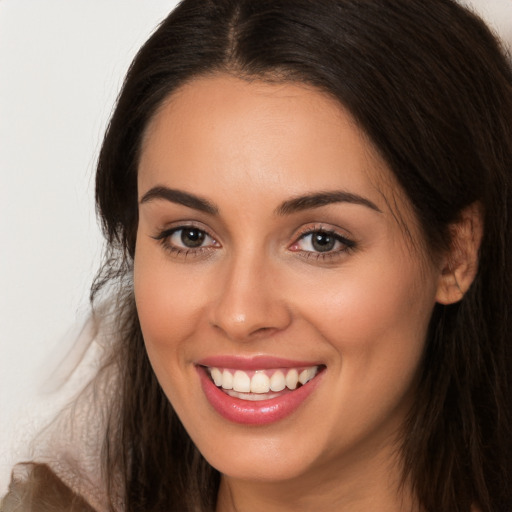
[1,0,511,496]
[0,0,180,494]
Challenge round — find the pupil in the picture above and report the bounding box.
[312,232,335,252]
[181,229,205,248]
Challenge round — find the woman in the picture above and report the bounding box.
[2,0,512,511]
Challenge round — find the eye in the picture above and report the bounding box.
[300,231,339,252]
[290,228,355,256]
[152,225,219,256]
[170,227,211,248]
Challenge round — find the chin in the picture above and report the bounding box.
[203,440,320,482]
[183,414,329,483]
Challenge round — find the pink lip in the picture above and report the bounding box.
[197,363,325,426]
[197,355,322,371]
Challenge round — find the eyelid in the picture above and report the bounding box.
[293,223,354,243]
[152,220,216,240]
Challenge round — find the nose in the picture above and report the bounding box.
[209,253,292,342]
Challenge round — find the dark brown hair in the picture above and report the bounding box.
[93,1,512,510]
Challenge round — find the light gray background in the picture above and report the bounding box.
[1,0,511,496]
[0,0,180,494]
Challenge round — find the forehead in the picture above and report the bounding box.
[138,74,413,230]
[141,75,384,192]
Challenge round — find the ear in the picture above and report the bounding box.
[436,202,484,305]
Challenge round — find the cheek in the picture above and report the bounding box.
[285,255,436,451]
[133,242,206,374]
[133,242,223,435]
[302,247,435,342]
[135,236,207,323]
[293,249,436,397]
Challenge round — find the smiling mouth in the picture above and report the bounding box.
[203,365,325,401]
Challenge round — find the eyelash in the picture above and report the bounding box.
[152,224,356,261]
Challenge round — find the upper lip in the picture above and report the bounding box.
[196,355,323,371]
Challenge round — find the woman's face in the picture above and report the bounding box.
[134,75,442,484]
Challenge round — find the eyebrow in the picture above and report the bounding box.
[275,191,382,215]
[139,186,381,216]
[140,186,218,215]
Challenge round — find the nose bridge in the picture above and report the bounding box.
[210,246,291,341]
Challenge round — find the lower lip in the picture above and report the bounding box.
[197,366,323,425]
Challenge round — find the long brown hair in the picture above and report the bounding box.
[93,1,512,510]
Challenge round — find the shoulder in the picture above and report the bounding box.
[1,463,96,512]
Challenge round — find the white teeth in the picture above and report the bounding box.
[251,371,270,393]
[233,370,251,392]
[211,368,223,387]
[222,369,233,390]
[299,367,316,385]
[269,370,286,392]
[210,365,320,395]
[285,369,299,390]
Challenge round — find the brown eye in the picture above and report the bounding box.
[156,226,217,251]
[180,228,206,248]
[153,225,220,258]
[311,232,336,252]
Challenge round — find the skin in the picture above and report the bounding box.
[134,74,448,512]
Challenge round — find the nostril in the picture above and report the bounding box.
[211,322,279,341]
[253,326,273,335]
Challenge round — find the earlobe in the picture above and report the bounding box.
[435,202,484,305]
